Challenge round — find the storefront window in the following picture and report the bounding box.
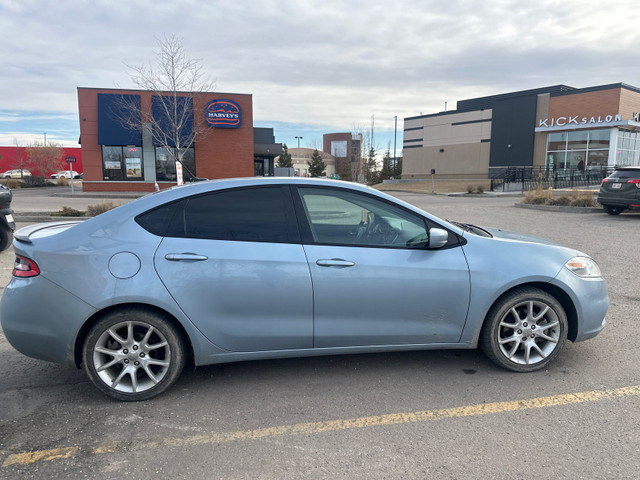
[155,147,196,182]
[546,129,616,170]
[567,131,588,150]
[547,132,567,151]
[588,130,610,150]
[102,146,143,181]
[102,146,123,181]
[615,130,640,166]
[124,147,143,179]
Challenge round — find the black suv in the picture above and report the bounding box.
[598,167,640,215]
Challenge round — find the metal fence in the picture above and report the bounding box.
[489,166,614,192]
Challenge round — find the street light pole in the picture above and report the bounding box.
[393,116,397,175]
[295,136,303,148]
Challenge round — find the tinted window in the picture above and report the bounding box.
[610,169,640,180]
[297,187,428,248]
[136,200,182,236]
[167,187,292,242]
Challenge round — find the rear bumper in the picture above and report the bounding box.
[0,275,97,365]
[597,191,640,208]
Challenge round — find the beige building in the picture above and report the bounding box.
[403,109,492,179]
[284,148,336,177]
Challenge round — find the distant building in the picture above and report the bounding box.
[403,83,640,179]
[323,133,362,181]
[0,145,82,177]
[253,128,282,176]
[279,148,336,177]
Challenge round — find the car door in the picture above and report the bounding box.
[293,186,471,348]
[153,186,314,352]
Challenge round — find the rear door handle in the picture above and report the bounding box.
[316,259,355,267]
[165,253,208,261]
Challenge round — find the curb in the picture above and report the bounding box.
[514,203,604,213]
[13,213,87,223]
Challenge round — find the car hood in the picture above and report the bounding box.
[480,227,562,247]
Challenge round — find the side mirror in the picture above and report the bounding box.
[428,228,449,249]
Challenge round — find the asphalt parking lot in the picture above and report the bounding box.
[1,188,639,479]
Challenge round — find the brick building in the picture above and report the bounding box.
[322,132,362,181]
[77,87,257,192]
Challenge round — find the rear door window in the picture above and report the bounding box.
[166,186,298,243]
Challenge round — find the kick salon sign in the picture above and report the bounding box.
[538,112,640,128]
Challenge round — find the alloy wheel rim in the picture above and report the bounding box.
[93,321,171,393]
[497,300,561,365]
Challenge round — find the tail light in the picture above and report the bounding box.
[13,256,40,278]
[628,179,640,188]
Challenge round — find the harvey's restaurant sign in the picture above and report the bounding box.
[536,112,640,131]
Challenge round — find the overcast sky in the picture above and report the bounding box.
[1,0,639,153]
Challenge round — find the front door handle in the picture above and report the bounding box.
[165,253,208,261]
[316,258,355,267]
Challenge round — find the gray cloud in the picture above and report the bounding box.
[1,0,639,141]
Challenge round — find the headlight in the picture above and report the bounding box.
[565,256,602,278]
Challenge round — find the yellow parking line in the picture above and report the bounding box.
[4,384,640,467]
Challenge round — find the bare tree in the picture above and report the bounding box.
[359,115,379,184]
[10,138,27,171]
[117,34,215,181]
[25,141,64,184]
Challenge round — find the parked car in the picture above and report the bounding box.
[597,166,640,215]
[0,169,31,179]
[51,170,82,179]
[0,178,608,401]
[0,183,15,251]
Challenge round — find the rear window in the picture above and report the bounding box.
[609,169,640,180]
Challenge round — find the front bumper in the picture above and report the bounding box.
[552,267,608,342]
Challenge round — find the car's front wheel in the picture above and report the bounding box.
[480,287,568,372]
[82,309,186,401]
[603,205,624,215]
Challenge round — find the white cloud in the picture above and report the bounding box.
[1,0,639,145]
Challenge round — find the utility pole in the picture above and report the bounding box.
[393,115,397,173]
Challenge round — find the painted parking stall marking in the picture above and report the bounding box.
[3,384,640,468]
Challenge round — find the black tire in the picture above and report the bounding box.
[603,205,624,215]
[480,287,568,372]
[0,225,13,252]
[82,309,186,401]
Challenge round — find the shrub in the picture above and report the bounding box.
[548,196,571,206]
[524,185,547,204]
[523,186,596,207]
[87,202,118,217]
[570,189,595,207]
[58,177,69,186]
[466,185,486,194]
[51,206,85,217]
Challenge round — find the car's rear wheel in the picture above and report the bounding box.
[480,287,568,372]
[603,205,624,215]
[82,309,186,401]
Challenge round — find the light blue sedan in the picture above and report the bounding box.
[0,178,608,401]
